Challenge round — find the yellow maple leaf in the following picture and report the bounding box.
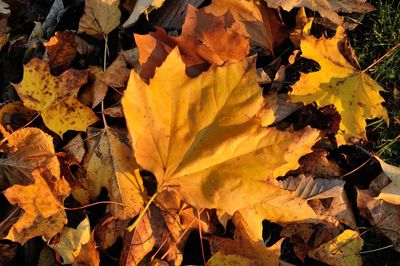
[2,128,70,244]
[72,127,145,220]
[13,58,98,137]
[309,229,364,266]
[289,26,388,144]
[122,48,319,214]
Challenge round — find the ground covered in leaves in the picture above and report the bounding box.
[0,0,399,265]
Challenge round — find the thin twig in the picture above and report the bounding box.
[362,44,399,73]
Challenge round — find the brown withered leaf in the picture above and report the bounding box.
[2,128,70,244]
[299,149,341,178]
[135,5,249,81]
[357,188,400,252]
[78,0,121,38]
[94,215,128,250]
[89,53,131,107]
[63,134,85,163]
[73,233,100,266]
[265,0,375,26]
[43,31,76,71]
[203,0,288,53]
[120,212,155,265]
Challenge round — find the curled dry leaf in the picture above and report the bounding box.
[48,216,91,265]
[374,156,400,205]
[13,58,98,137]
[123,47,319,214]
[79,0,121,38]
[265,0,375,26]
[2,128,70,244]
[289,24,388,144]
[309,229,363,266]
[43,31,77,71]
[203,0,288,53]
[74,127,145,220]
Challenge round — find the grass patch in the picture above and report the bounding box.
[350,0,400,165]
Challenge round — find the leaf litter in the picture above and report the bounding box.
[0,0,398,265]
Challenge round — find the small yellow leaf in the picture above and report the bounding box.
[13,58,98,137]
[48,216,91,264]
[289,26,388,144]
[309,229,364,266]
[3,128,70,244]
[122,47,319,214]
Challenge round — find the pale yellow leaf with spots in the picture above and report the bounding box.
[13,58,98,137]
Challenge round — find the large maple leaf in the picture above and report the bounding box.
[13,58,98,137]
[122,48,319,213]
[289,26,388,144]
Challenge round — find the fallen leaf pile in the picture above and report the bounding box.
[0,0,398,265]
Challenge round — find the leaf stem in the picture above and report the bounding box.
[127,189,161,232]
[362,44,399,73]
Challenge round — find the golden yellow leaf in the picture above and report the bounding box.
[309,229,363,266]
[289,26,388,144]
[3,128,70,244]
[13,58,98,137]
[48,216,91,264]
[79,0,121,38]
[75,127,144,220]
[122,47,319,214]
[265,0,375,26]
